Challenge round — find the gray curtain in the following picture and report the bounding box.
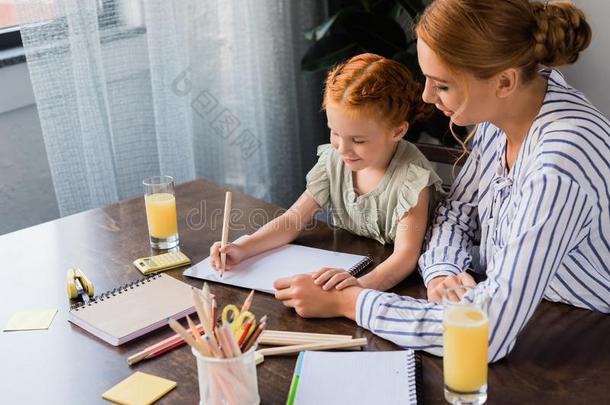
[15,0,326,215]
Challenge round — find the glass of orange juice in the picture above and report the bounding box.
[443,285,489,405]
[143,176,179,249]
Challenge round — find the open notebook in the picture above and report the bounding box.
[183,236,372,294]
[68,273,195,346]
[288,350,421,405]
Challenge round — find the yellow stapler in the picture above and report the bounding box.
[67,267,95,304]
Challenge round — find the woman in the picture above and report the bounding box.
[274,0,610,362]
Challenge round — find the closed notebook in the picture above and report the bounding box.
[184,235,372,294]
[288,350,421,405]
[68,273,195,346]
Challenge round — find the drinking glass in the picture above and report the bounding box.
[443,285,489,405]
[143,176,179,249]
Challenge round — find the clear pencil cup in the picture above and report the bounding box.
[192,346,260,405]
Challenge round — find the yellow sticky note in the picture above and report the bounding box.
[3,309,58,331]
[102,371,176,405]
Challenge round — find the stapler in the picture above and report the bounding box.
[66,267,95,304]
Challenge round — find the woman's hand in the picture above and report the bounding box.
[312,268,362,290]
[426,272,477,303]
[209,241,248,271]
[274,274,362,319]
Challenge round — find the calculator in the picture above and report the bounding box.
[133,250,192,275]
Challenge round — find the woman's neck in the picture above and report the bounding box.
[493,75,548,149]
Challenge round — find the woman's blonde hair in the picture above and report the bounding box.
[323,53,433,131]
[415,0,591,154]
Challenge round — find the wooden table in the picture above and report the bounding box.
[1,179,608,404]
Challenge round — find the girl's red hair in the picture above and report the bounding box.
[323,53,432,129]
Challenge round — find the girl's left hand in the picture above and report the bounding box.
[312,268,362,290]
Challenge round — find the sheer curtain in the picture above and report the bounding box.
[15,0,326,216]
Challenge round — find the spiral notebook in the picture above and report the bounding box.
[68,274,196,346]
[287,350,422,405]
[184,236,373,294]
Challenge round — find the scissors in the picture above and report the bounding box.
[221,304,257,337]
[66,267,95,304]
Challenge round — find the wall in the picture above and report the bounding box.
[561,0,610,115]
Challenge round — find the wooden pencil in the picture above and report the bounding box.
[168,319,206,356]
[257,337,367,357]
[240,289,255,314]
[242,319,266,352]
[126,323,205,365]
[259,330,352,346]
[220,191,232,277]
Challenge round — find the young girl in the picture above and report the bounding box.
[210,53,443,292]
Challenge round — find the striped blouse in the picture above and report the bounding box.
[355,69,610,362]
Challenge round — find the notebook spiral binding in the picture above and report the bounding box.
[348,254,373,277]
[70,273,162,311]
[406,350,423,405]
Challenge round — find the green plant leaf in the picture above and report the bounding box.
[301,34,360,71]
[370,0,398,15]
[330,10,408,57]
[304,6,360,41]
[392,49,424,83]
[395,0,426,19]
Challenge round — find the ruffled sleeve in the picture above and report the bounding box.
[392,163,442,224]
[305,144,333,207]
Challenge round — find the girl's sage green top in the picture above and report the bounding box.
[306,140,444,245]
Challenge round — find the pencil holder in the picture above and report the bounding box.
[192,346,260,405]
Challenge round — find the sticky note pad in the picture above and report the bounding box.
[3,309,58,331]
[102,371,176,405]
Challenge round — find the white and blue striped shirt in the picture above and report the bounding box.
[355,69,610,362]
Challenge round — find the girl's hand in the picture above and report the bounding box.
[274,274,362,319]
[312,268,362,290]
[209,241,247,271]
[426,272,476,303]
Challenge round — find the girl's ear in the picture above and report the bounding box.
[391,121,409,141]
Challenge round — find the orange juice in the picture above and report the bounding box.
[443,306,489,393]
[145,193,178,239]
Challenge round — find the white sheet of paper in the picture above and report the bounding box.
[183,236,367,293]
[294,351,418,405]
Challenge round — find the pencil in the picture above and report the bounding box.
[126,323,205,365]
[257,337,368,356]
[242,317,267,352]
[220,191,232,277]
[168,319,206,356]
[240,289,255,315]
[258,330,353,346]
[203,334,223,358]
[237,318,254,346]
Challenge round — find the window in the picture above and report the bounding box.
[0,26,21,50]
